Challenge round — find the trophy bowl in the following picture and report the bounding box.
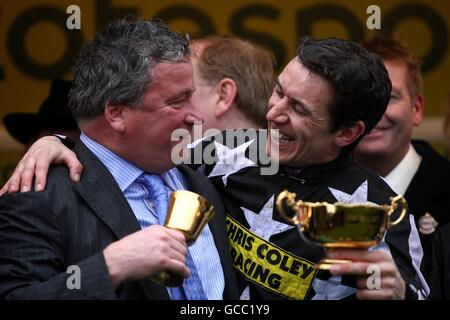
[275,190,407,270]
[165,190,215,244]
[151,190,215,286]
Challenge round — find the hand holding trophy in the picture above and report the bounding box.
[276,190,407,270]
[151,190,215,286]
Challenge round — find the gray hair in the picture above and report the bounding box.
[69,18,190,120]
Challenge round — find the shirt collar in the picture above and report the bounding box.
[80,133,143,192]
[80,133,187,193]
[384,143,422,195]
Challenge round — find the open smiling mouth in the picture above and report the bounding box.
[279,131,295,142]
[270,127,295,144]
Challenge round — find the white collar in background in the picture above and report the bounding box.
[384,143,422,195]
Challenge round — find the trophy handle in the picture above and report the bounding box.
[387,195,408,228]
[276,190,301,225]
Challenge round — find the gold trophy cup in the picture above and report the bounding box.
[276,190,407,270]
[151,190,215,286]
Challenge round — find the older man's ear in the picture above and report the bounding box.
[104,104,126,133]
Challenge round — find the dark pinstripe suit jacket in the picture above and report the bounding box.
[0,142,238,299]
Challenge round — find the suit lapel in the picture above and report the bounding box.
[73,143,141,239]
[72,142,169,299]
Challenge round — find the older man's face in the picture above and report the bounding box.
[123,61,203,173]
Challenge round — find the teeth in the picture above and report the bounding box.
[279,132,294,142]
[270,129,294,142]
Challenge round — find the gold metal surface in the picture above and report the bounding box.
[165,190,215,243]
[276,191,407,269]
[150,190,215,286]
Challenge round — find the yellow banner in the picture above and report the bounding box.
[226,214,317,300]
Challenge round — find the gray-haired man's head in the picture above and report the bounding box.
[69,18,190,121]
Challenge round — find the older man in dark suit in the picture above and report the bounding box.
[0,19,238,300]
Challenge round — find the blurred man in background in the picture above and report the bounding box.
[190,35,274,131]
[354,37,450,296]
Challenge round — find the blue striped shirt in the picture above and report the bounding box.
[80,133,225,299]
